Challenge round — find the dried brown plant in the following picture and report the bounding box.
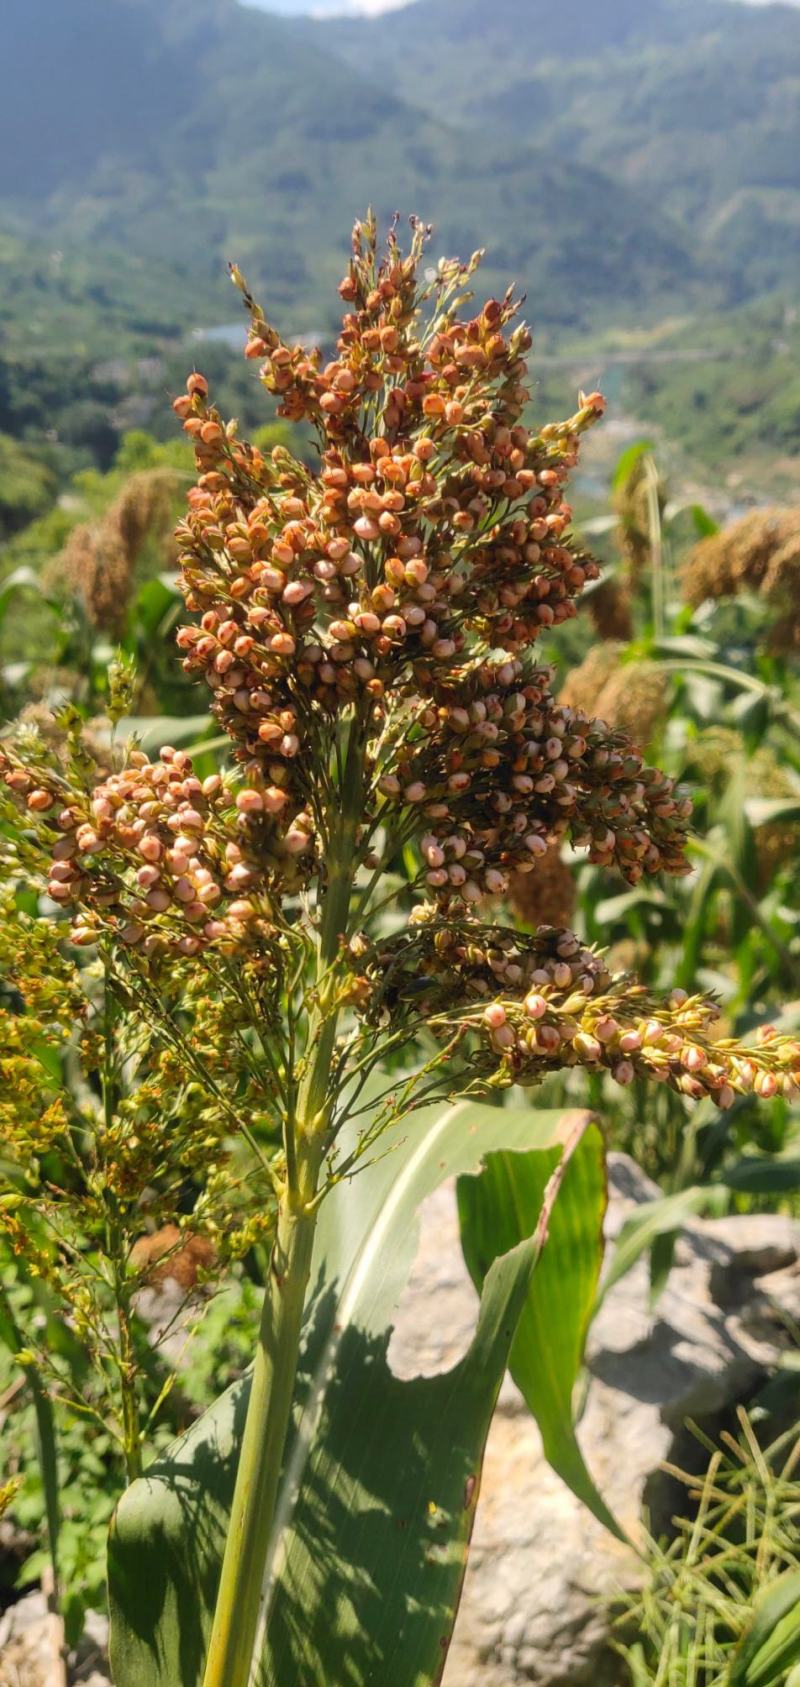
[49,468,183,636]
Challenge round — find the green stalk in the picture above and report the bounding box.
[643,454,666,641]
[201,721,365,1687]
[0,1286,60,1607]
[116,1288,143,1484]
[200,1165,320,1687]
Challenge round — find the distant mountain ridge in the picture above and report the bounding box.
[316,0,800,304]
[0,0,700,333]
[0,0,797,338]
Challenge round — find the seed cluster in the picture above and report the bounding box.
[0,746,279,957]
[364,920,800,1105]
[560,645,668,749]
[48,469,181,638]
[508,839,576,931]
[379,655,691,902]
[682,505,800,653]
[165,219,697,915]
[169,221,606,841]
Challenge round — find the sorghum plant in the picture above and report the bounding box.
[682,504,800,653]
[2,215,799,1687]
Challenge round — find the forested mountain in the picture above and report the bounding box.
[320,0,800,304]
[3,0,798,331]
[1,0,797,486]
[0,0,732,334]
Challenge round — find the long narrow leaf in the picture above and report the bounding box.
[723,1156,800,1194]
[730,1571,800,1686]
[0,1284,60,1600]
[109,1101,600,1687]
[596,1185,728,1308]
[457,1117,623,1538]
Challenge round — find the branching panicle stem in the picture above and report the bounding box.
[201,722,367,1687]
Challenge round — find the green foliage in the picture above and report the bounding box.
[107,1102,592,1687]
[613,1415,800,1687]
[0,1272,263,1642]
[731,1573,800,1687]
[0,433,57,539]
[457,1122,622,1535]
[0,232,303,495]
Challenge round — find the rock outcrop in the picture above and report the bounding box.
[389,1154,800,1687]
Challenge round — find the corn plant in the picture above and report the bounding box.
[2,217,799,1687]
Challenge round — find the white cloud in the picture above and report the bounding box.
[244,0,418,14]
[308,0,416,12]
[345,0,414,11]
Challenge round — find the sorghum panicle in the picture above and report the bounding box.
[2,216,799,1117]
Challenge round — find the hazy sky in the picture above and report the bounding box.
[242,0,416,13]
[243,0,795,11]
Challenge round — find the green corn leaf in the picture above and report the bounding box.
[648,1226,678,1308]
[687,502,719,539]
[611,439,655,492]
[456,1115,624,1539]
[652,634,718,660]
[745,797,800,829]
[0,1281,60,1604]
[726,689,769,735]
[109,1100,602,1687]
[593,886,670,925]
[729,1571,800,1686]
[134,576,181,638]
[0,565,57,623]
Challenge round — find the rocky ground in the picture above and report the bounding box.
[0,1597,108,1687]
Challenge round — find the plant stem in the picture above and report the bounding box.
[117,1292,143,1484]
[200,1161,320,1687]
[644,454,666,641]
[0,1287,61,1607]
[201,717,366,1687]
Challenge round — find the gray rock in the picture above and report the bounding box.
[388,1152,800,1687]
[0,1593,110,1686]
